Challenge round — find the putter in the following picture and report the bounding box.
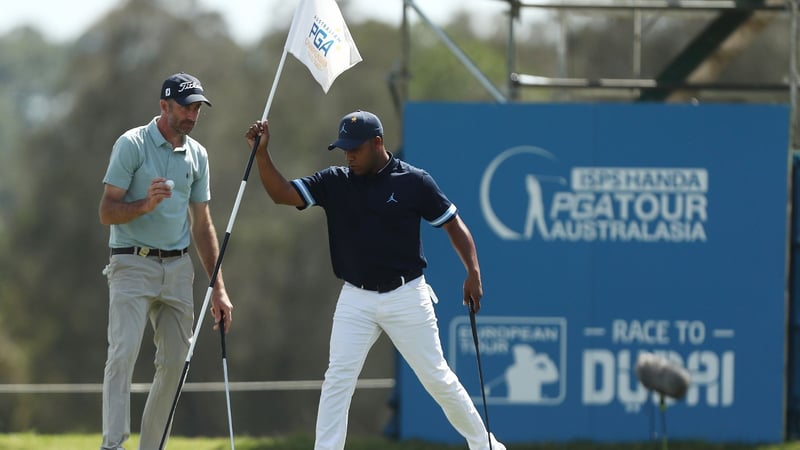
[468,299,493,450]
[220,315,235,450]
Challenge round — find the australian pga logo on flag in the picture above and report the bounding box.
[448,316,567,405]
[284,0,362,93]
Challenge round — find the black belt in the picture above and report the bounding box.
[110,246,188,258]
[356,270,423,293]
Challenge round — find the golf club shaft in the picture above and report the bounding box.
[660,394,667,450]
[220,317,235,449]
[159,140,259,450]
[469,299,492,450]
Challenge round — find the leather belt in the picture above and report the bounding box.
[357,270,423,293]
[110,246,188,258]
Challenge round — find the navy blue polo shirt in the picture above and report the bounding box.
[291,155,457,286]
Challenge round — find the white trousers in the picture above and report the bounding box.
[314,275,504,450]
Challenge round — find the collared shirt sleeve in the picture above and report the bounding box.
[189,143,211,204]
[419,170,457,227]
[103,133,143,190]
[292,167,339,210]
[291,179,315,209]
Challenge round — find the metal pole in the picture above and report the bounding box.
[791,0,799,150]
[634,9,643,78]
[402,1,410,105]
[512,0,785,12]
[508,0,520,100]
[405,0,508,103]
[220,318,235,449]
[557,10,569,100]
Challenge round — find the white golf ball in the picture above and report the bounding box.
[166,180,175,190]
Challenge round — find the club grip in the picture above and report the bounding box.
[219,314,227,358]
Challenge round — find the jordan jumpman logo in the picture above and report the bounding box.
[386,193,398,203]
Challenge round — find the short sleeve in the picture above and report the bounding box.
[103,134,142,190]
[419,171,457,227]
[190,148,211,203]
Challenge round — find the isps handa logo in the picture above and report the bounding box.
[479,146,708,243]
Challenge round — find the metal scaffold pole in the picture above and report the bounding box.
[791,0,799,150]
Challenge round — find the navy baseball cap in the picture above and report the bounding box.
[327,110,383,151]
[160,72,212,106]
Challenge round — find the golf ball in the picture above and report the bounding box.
[166,180,175,190]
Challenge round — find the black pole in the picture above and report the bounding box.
[468,299,492,450]
[660,393,668,450]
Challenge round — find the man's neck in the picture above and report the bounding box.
[156,116,185,149]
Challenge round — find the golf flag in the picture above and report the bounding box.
[285,0,362,93]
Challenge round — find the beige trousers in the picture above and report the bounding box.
[101,253,194,450]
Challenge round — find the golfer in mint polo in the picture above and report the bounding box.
[98,72,233,450]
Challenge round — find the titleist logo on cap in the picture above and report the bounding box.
[165,81,202,97]
[177,81,201,92]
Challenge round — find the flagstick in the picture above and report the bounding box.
[158,47,290,450]
[261,49,289,121]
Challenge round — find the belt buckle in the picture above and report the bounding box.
[138,247,151,257]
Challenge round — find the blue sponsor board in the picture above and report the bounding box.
[397,102,790,444]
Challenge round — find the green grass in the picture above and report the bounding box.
[1,433,800,450]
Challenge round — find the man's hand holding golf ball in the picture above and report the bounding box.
[144,177,175,211]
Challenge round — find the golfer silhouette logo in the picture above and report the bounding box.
[485,344,559,403]
[480,146,566,241]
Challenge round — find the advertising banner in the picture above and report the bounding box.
[397,102,790,443]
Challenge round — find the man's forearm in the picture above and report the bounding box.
[192,226,222,282]
[99,198,150,225]
[445,217,481,275]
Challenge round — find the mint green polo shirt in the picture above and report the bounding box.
[103,116,211,250]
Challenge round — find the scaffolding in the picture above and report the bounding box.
[396,0,798,146]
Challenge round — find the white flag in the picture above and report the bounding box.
[285,0,362,93]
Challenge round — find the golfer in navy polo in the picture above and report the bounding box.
[244,110,505,450]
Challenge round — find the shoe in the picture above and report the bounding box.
[489,433,505,450]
